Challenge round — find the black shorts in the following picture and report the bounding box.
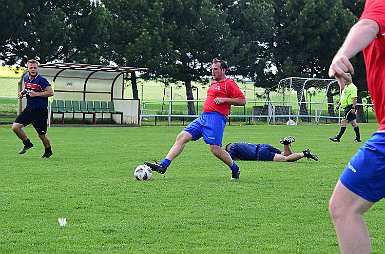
[15,107,48,135]
[343,105,356,121]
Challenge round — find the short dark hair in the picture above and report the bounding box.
[27,59,39,66]
[212,58,227,70]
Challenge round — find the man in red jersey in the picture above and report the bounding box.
[328,0,385,253]
[145,58,246,180]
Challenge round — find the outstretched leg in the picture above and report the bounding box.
[165,131,193,161]
[274,148,318,162]
[210,144,240,180]
[274,152,303,162]
[210,144,234,166]
[145,131,192,173]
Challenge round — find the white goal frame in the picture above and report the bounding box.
[276,77,340,124]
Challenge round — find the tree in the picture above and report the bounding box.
[271,0,357,80]
[103,0,175,100]
[62,1,112,64]
[0,0,109,65]
[223,0,275,85]
[104,0,275,114]
[270,0,359,116]
[0,0,27,64]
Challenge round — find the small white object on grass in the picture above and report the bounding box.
[286,119,297,126]
[58,217,67,226]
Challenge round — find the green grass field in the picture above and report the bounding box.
[1,123,385,253]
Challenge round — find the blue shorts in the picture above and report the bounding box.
[256,144,282,161]
[340,131,385,202]
[183,112,226,146]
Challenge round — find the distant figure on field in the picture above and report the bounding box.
[12,59,54,158]
[225,136,318,162]
[329,78,361,142]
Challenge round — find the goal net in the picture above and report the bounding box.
[266,77,340,124]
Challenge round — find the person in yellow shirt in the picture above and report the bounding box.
[329,79,361,142]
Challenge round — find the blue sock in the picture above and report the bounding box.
[229,162,239,171]
[161,158,171,168]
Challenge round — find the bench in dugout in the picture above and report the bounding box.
[50,100,123,124]
[101,101,123,124]
[50,100,65,124]
[81,101,96,124]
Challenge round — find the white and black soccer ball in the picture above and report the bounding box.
[134,165,152,181]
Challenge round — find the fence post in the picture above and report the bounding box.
[168,102,172,126]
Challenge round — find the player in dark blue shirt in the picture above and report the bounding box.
[12,59,54,158]
[225,136,318,162]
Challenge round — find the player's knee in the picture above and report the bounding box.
[12,123,21,132]
[209,145,221,156]
[329,197,344,222]
[38,133,48,140]
[176,131,192,143]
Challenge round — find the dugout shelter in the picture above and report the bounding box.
[18,63,147,125]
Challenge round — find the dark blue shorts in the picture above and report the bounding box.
[183,112,226,146]
[15,107,48,135]
[340,131,385,202]
[256,144,282,161]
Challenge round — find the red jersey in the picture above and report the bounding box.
[202,78,245,117]
[361,0,385,130]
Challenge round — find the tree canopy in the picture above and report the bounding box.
[0,0,365,108]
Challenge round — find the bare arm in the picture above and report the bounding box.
[29,86,54,98]
[214,97,246,106]
[329,19,379,86]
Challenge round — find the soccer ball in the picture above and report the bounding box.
[134,165,152,181]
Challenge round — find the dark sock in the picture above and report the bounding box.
[337,126,346,139]
[230,162,239,171]
[354,126,361,140]
[23,139,33,146]
[45,146,52,153]
[161,158,171,168]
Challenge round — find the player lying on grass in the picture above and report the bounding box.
[225,136,318,162]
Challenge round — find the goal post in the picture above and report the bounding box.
[275,77,340,124]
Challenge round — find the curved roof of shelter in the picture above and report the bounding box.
[39,63,147,73]
[37,63,147,100]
